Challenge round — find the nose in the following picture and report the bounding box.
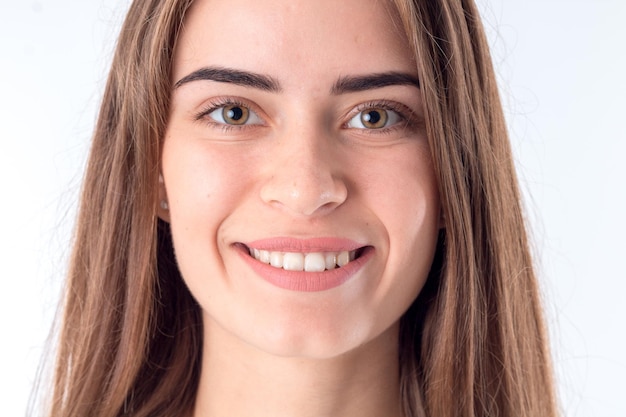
[259,128,348,217]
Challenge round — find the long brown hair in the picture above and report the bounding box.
[43,0,558,416]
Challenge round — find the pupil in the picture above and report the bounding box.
[365,111,381,125]
[226,107,244,121]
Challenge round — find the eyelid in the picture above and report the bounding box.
[195,96,266,129]
[343,100,417,132]
[193,97,420,134]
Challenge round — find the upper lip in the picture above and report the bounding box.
[243,237,366,253]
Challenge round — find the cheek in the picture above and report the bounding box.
[164,141,252,224]
[360,144,439,239]
[161,138,256,278]
[359,144,440,294]
[393,168,439,254]
[392,154,439,266]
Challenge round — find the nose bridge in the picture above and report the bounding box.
[260,122,347,216]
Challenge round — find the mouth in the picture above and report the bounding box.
[244,246,369,272]
[235,239,374,292]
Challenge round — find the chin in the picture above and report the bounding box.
[242,312,390,360]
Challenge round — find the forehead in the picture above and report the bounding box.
[173,0,416,86]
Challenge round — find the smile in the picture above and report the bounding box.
[247,248,360,272]
[237,238,373,292]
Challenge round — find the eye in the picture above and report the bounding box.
[346,108,401,130]
[207,103,262,126]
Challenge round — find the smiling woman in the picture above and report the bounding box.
[39,0,558,416]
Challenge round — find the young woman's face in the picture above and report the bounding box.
[162,0,441,358]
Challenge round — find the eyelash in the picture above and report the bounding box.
[344,100,415,135]
[195,97,262,133]
[195,97,416,134]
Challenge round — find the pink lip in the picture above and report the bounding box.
[246,237,363,252]
[235,237,373,292]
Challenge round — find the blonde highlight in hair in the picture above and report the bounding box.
[42,0,558,416]
[393,0,557,416]
[47,1,199,416]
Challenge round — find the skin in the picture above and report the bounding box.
[160,0,441,416]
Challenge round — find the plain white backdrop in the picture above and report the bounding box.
[1,0,624,415]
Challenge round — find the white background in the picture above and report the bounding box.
[1,0,624,415]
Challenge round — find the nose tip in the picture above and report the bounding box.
[260,160,348,217]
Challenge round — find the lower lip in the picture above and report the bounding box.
[236,245,374,292]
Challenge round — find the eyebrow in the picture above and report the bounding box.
[174,67,281,92]
[331,72,420,94]
[174,66,420,94]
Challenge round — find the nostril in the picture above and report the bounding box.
[259,164,347,217]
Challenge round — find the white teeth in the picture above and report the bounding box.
[304,252,326,272]
[337,251,350,267]
[270,252,283,268]
[324,253,337,270]
[249,248,358,271]
[283,252,304,271]
[259,250,271,264]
